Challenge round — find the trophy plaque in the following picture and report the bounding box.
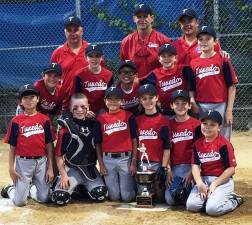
[135,143,156,207]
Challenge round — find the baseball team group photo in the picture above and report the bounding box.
[0,1,251,225]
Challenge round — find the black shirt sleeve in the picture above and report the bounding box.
[223,61,235,87]
[219,145,230,169]
[140,72,157,86]
[44,120,53,144]
[75,76,83,93]
[60,132,71,156]
[160,125,171,150]
[93,120,102,144]
[194,125,203,142]
[183,66,196,91]
[7,122,19,147]
[193,145,201,165]
[128,115,137,139]
[107,76,114,88]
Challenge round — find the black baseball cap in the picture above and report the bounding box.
[159,44,177,55]
[171,90,190,102]
[18,84,40,99]
[134,4,153,15]
[85,44,103,56]
[138,84,157,96]
[201,110,223,125]
[105,86,123,99]
[118,60,137,72]
[197,25,217,40]
[178,8,198,21]
[43,63,62,76]
[64,16,82,28]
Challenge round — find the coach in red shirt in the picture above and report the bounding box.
[120,4,171,79]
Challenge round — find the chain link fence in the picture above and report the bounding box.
[0,0,251,133]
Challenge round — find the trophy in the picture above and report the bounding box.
[135,143,156,207]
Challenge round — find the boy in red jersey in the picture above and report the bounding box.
[186,110,243,216]
[94,87,137,202]
[188,26,238,140]
[136,84,171,201]
[142,44,188,117]
[72,44,113,116]
[1,84,54,206]
[117,60,139,115]
[165,90,202,205]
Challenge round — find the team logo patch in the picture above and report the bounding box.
[196,64,220,79]
[84,80,107,92]
[21,123,44,137]
[159,76,183,91]
[41,99,56,110]
[104,120,127,135]
[198,150,221,163]
[172,129,193,143]
[80,126,90,137]
[139,128,158,141]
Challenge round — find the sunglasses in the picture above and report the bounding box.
[119,70,135,76]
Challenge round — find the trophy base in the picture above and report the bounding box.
[136,194,154,208]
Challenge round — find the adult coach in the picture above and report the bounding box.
[50,16,89,111]
[120,4,171,80]
[173,8,223,66]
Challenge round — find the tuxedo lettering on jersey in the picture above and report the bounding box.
[84,80,107,92]
[41,99,56,110]
[21,123,44,137]
[139,128,158,141]
[121,97,139,109]
[196,64,220,79]
[198,150,221,163]
[172,129,193,143]
[159,77,183,91]
[104,120,127,135]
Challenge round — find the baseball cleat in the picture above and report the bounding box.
[1,185,14,198]
[229,192,244,207]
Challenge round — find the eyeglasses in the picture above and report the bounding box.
[119,70,135,76]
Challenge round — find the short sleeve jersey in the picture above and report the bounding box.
[192,134,237,176]
[136,113,170,162]
[95,110,136,152]
[5,113,54,156]
[189,53,238,103]
[34,79,63,115]
[120,29,171,79]
[169,117,201,166]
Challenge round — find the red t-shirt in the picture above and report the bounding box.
[34,79,63,115]
[192,134,237,176]
[96,110,136,152]
[190,53,238,103]
[73,66,113,114]
[169,117,201,166]
[5,113,54,156]
[173,36,221,66]
[136,113,170,162]
[145,65,188,109]
[120,29,171,79]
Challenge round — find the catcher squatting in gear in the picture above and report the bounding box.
[51,113,108,205]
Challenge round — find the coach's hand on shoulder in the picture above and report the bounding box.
[9,168,22,184]
[86,110,96,119]
[46,168,54,183]
[60,173,70,189]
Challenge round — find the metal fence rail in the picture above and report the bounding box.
[0,0,251,133]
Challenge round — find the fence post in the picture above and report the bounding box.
[213,0,219,35]
[75,0,81,19]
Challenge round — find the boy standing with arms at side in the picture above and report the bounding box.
[94,87,137,202]
[165,90,202,205]
[188,26,238,140]
[2,84,54,206]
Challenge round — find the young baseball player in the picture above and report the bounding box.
[188,26,238,140]
[94,86,137,202]
[117,60,139,115]
[186,110,244,216]
[51,93,107,205]
[1,84,54,206]
[164,90,202,206]
[141,44,188,117]
[72,44,113,116]
[136,84,171,200]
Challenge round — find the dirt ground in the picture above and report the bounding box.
[0,132,252,225]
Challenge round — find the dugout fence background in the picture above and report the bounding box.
[0,0,251,133]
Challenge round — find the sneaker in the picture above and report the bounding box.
[229,193,244,207]
[1,185,14,198]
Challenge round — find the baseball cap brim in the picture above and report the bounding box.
[18,89,39,99]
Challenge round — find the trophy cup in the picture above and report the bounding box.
[135,143,156,207]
